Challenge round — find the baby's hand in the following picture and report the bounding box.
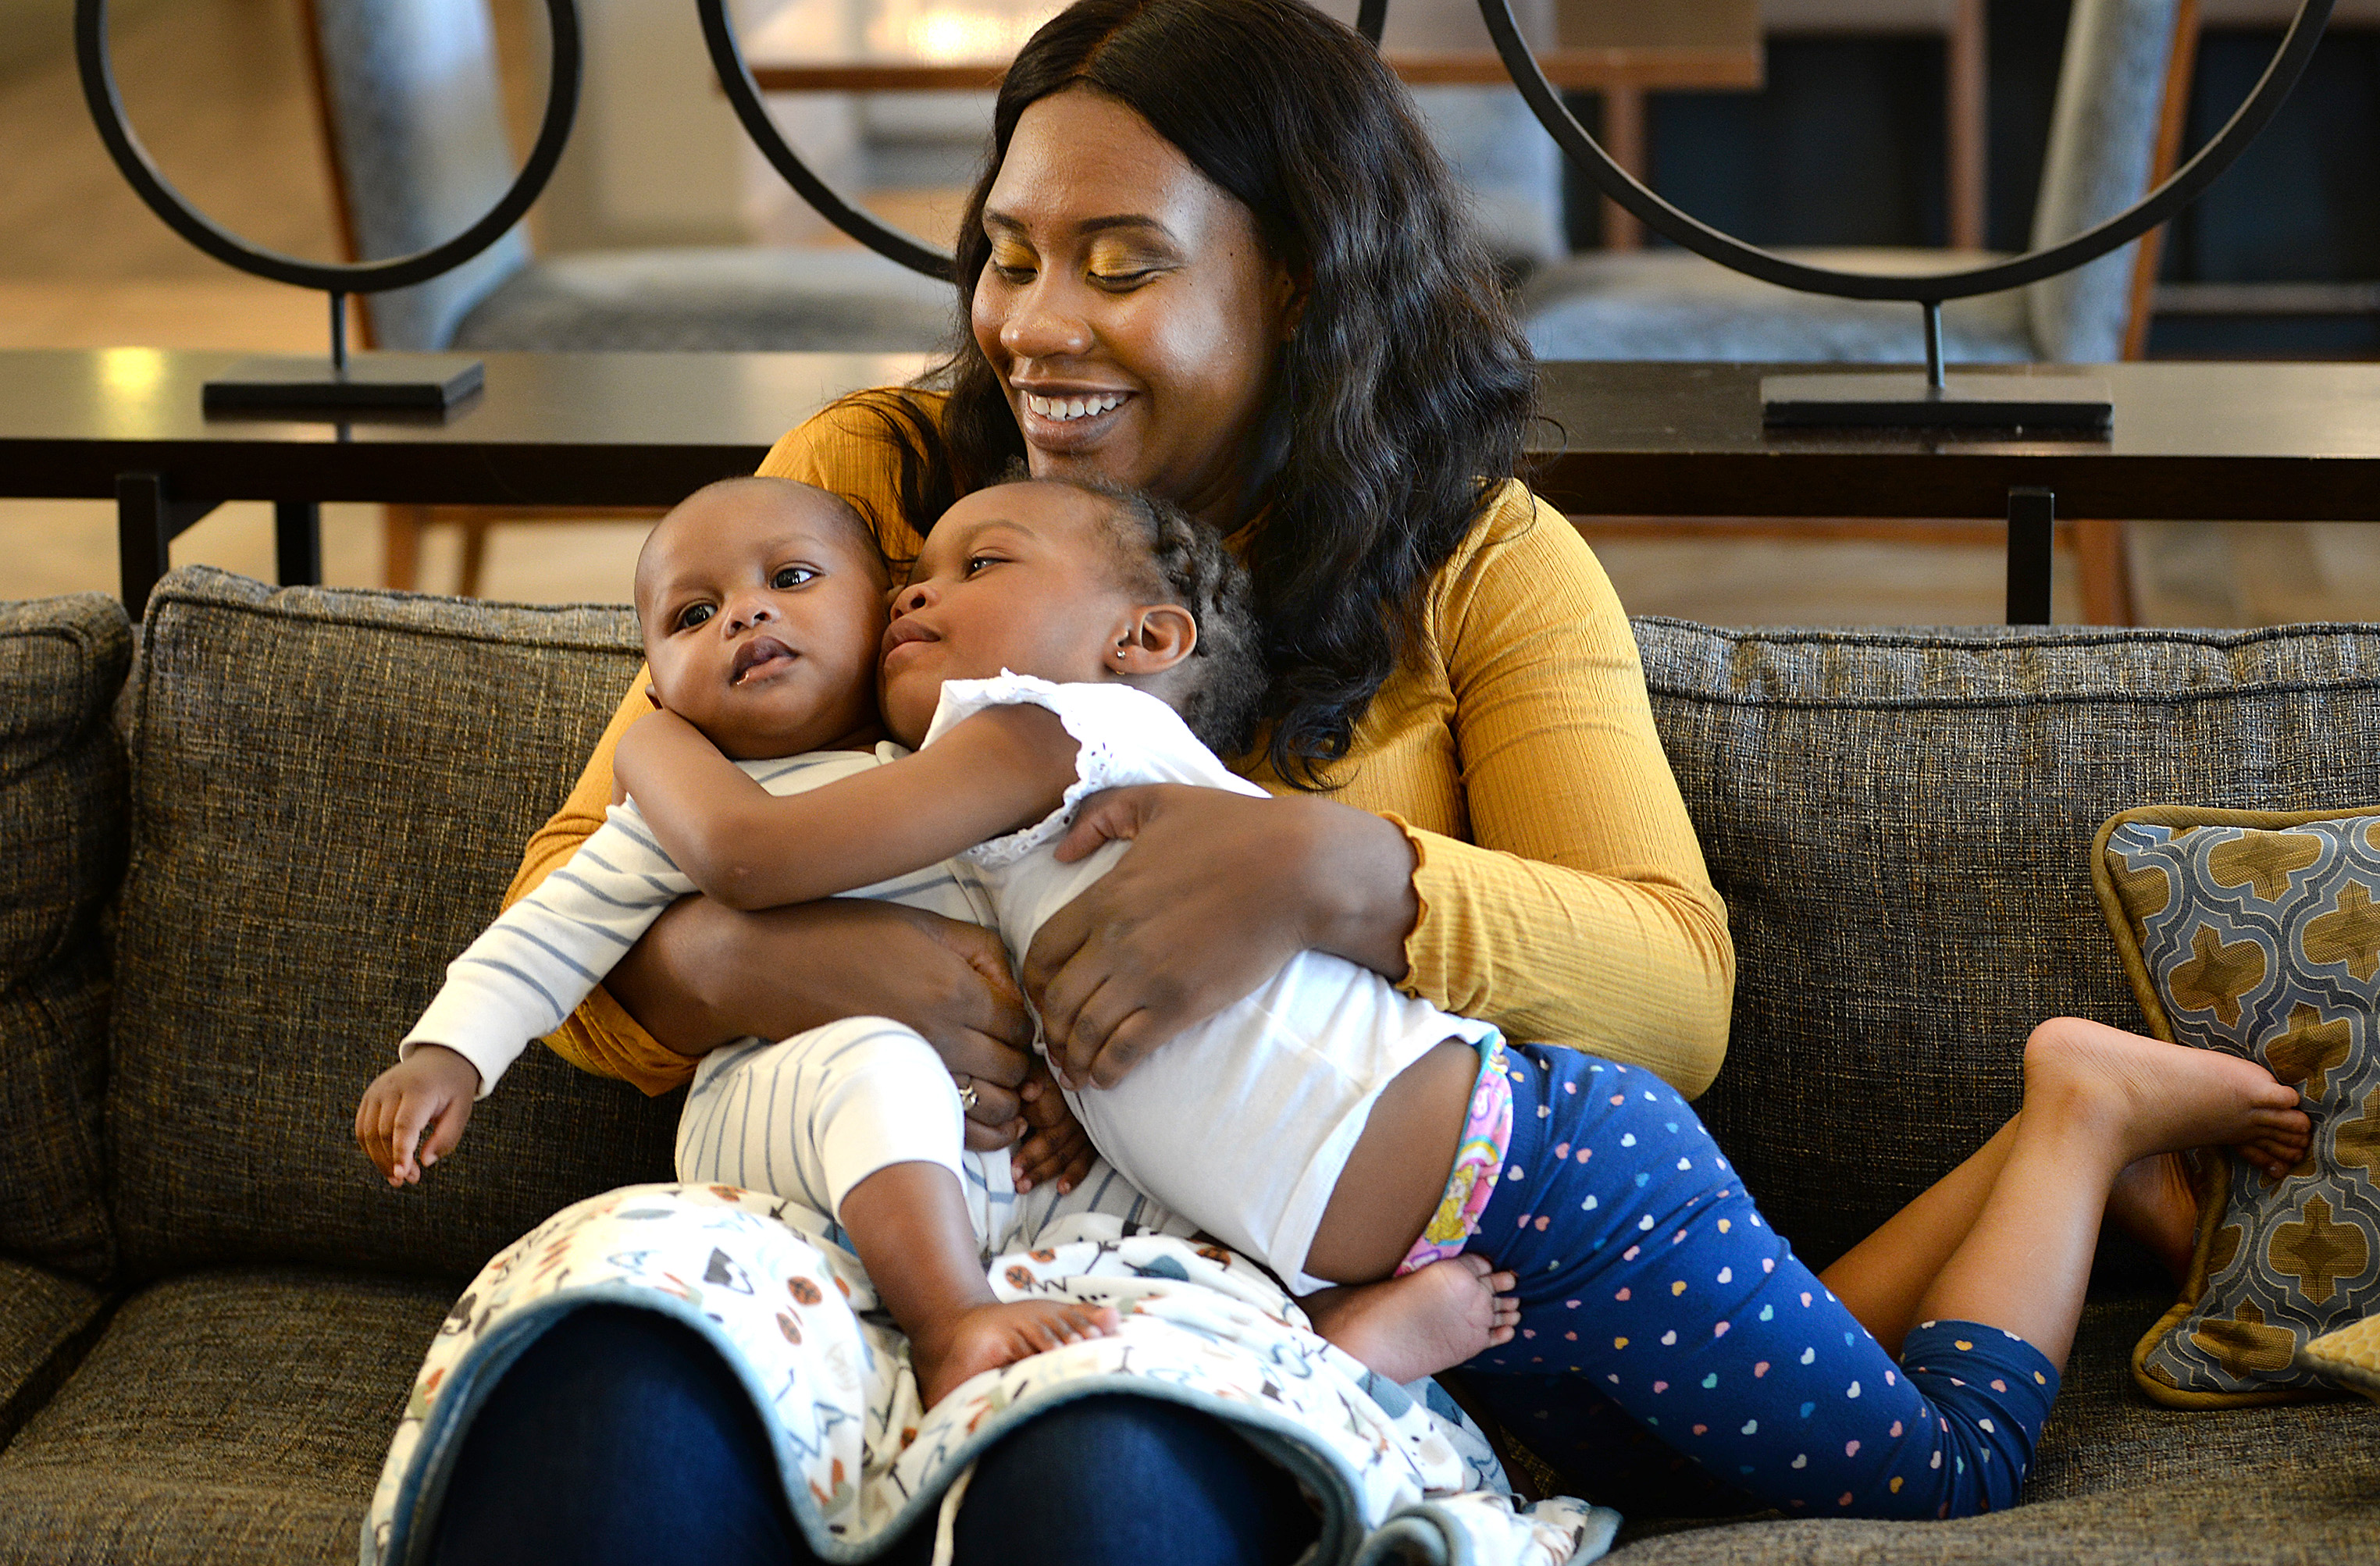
[356,1045,481,1187]
[1013,1061,1096,1195]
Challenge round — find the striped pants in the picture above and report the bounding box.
[675,1015,1190,1255]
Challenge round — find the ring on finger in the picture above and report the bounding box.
[954,1074,980,1112]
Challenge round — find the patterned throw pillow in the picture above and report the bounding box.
[2092,803,2380,1408]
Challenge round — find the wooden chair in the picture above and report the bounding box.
[296,0,952,593]
[1543,0,2207,625]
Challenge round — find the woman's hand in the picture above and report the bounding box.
[611,896,1039,1148]
[1021,785,1420,1089]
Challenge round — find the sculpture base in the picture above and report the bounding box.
[203,353,484,414]
[1762,372,2113,432]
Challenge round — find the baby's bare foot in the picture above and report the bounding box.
[1305,1255,1520,1383]
[910,1299,1119,1410]
[2024,1017,2311,1172]
[2107,1151,2200,1284]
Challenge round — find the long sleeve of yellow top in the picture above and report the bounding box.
[505,393,1736,1099]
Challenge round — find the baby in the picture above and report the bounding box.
[356,476,1513,1408]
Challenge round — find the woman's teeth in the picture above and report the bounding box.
[1025,392,1124,422]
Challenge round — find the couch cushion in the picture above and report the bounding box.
[0,1267,454,1564]
[1635,619,2380,1272]
[111,568,679,1281]
[0,1258,109,1453]
[0,593,130,1283]
[455,247,959,353]
[2094,805,2380,1405]
[1611,1295,2380,1562]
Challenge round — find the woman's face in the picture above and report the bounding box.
[972,87,1299,531]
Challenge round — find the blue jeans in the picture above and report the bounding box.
[426,1306,1319,1566]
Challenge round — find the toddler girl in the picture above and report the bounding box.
[617,472,2317,1520]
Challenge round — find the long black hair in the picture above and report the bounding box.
[858,0,1536,786]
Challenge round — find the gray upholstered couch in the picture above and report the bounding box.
[2,566,2375,1562]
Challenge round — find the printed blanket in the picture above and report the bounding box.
[362,1183,1616,1566]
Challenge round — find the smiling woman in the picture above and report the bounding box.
[428,0,1737,1560]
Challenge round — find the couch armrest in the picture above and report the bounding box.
[0,594,132,1284]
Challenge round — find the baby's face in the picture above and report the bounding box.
[879,482,1140,747]
[636,489,888,760]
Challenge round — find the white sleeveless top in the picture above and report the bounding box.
[923,674,1491,1294]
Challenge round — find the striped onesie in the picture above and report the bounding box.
[401,746,1188,1253]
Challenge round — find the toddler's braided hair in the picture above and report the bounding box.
[1042,474,1268,760]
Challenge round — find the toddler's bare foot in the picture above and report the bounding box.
[2107,1151,2200,1285]
[2024,1017,2311,1175]
[910,1299,1118,1410]
[1304,1255,1519,1383]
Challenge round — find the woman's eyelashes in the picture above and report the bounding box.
[984,244,1168,293]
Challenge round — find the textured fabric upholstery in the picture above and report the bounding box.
[314,0,957,354]
[1610,1296,2380,1561]
[0,1269,455,1564]
[1520,249,2033,362]
[109,568,677,1282]
[1366,0,1568,268]
[1524,0,2180,364]
[2024,0,2183,361]
[0,594,129,1283]
[1634,618,2380,1272]
[312,0,536,355]
[1409,87,1568,269]
[0,1261,108,1455]
[452,245,960,353]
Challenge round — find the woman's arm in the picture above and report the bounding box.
[1024,786,1419,1088]
[1384,487,1734,1093]
[1024,483,1734,1098]
[615,704,1078,910]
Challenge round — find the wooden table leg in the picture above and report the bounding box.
[1947,0,1987,251]
[2006,487,2055,625]
[276,500,322,588]
[1602,84,1646,252]
[116,473,218,620]
[2072,519,2136,626]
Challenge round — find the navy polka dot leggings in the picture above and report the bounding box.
[1454,1045,2059,1521]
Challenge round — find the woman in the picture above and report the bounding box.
[429,0,1731,1559]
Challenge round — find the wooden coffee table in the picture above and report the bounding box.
[6,349,2378,622]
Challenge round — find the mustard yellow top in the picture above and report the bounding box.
[507,393,1735,1098]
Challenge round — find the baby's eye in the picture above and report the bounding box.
[771,565,818,589]
[964,555,1000,576]
[675,602,715,632]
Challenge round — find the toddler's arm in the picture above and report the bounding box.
[615,705,1080,911]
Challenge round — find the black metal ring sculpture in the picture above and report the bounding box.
[1481,0,2333,303]
[698,0,954,280]
[712,0,2330,312]
[75,0,583,294]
